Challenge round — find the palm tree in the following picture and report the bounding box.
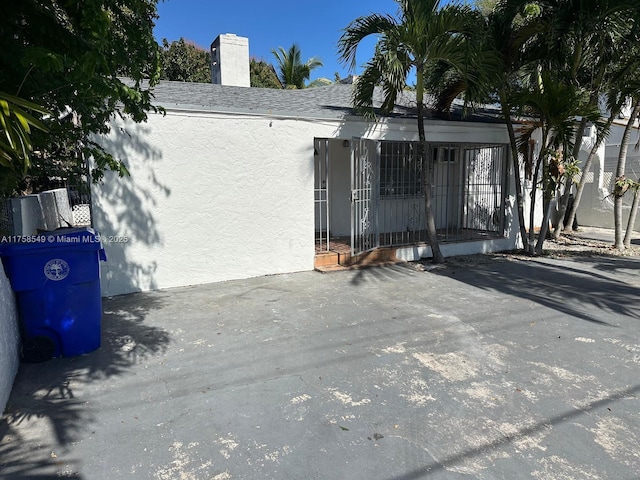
[271,44,323,89]
[447,0,537,255]
[614,99,640,249]
[469,0,636,252]
[337,0,479,264]
[513,72,600,254]
[536,0,640,238]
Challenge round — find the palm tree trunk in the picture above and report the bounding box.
[530,132,548,255]
[552,117,589,239]
[565,104,624,233]
[564,134,599,232]
[416,74,444,264]
[623,186,640,248]
[528,154,541,256]
[535,199,553,255]
[614,101,640,249]
[552,178,572,238]
[499,88,529,252]
[534,151,551,255]
[537,162,551,253]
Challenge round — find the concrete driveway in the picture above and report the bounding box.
[1,252,640,479]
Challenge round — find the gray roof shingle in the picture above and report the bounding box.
[145,80,503,123]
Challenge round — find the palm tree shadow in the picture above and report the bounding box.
[0,292,170,479]
[386,383,640,479]
[432,255,640,325]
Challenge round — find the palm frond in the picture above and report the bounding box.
[271,44,323,89]
[337,13,399,71]
[0,92,50,172]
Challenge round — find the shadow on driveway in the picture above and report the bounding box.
[429,254,640,325]
[0,293,170,479]
[385,382,640,480]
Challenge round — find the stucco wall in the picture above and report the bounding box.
[94,110,341,296]
[0,264,20,415]
[93,110,518,296]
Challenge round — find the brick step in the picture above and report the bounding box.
[314,251,339,268]
[315,246,402,272]
[338,247,396,266]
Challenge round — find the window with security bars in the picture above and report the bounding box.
[379,142,422,197]
[375,140,507,246]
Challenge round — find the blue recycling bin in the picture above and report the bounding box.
[0,227,106,362]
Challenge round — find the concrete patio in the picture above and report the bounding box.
[1,245,640,479]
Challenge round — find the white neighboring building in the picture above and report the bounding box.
[575,118,640,230]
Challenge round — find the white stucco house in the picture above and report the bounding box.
[92,79,522,297]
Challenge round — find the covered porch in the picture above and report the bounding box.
[314,137,512,269]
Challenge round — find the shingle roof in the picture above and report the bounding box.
[145,79,503,123]
[147,80,379,119]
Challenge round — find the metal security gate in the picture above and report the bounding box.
[462,144,507,234]
[351,138,380,256]
[314,138,330,251]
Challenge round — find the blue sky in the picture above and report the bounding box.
[153,0,401,82]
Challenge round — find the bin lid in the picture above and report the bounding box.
[0,227,103,256]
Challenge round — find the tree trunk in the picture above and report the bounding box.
[565,137,598,233]
[553,179,571,239]
[552,117,589,239]
[565,108,621,233]
[614,194,625,250]
[421,158,444,263]
[535,199,553,255]
[534,146,552,255]
[416,73,444,264]
[499,89,529,252]
[528,150,543,256]
[623,187,640,248]
[614,101,640,249]
[528,130,549,255]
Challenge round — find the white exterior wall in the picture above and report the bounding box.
[0,265,20,415]
[575,127,613,228]
[93,110,339,296]
[93,109,520,296]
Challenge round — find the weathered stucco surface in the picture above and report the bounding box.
[94,111,333,296]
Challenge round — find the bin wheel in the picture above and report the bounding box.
[22,336,56,363]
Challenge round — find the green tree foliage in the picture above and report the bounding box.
[271,44,323,89]
[307,78,333,88]
[250,59,282,89]
[513,71,601,254]
[160,38,211,83]
[450,0,639,253]
[0,0,162,196]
